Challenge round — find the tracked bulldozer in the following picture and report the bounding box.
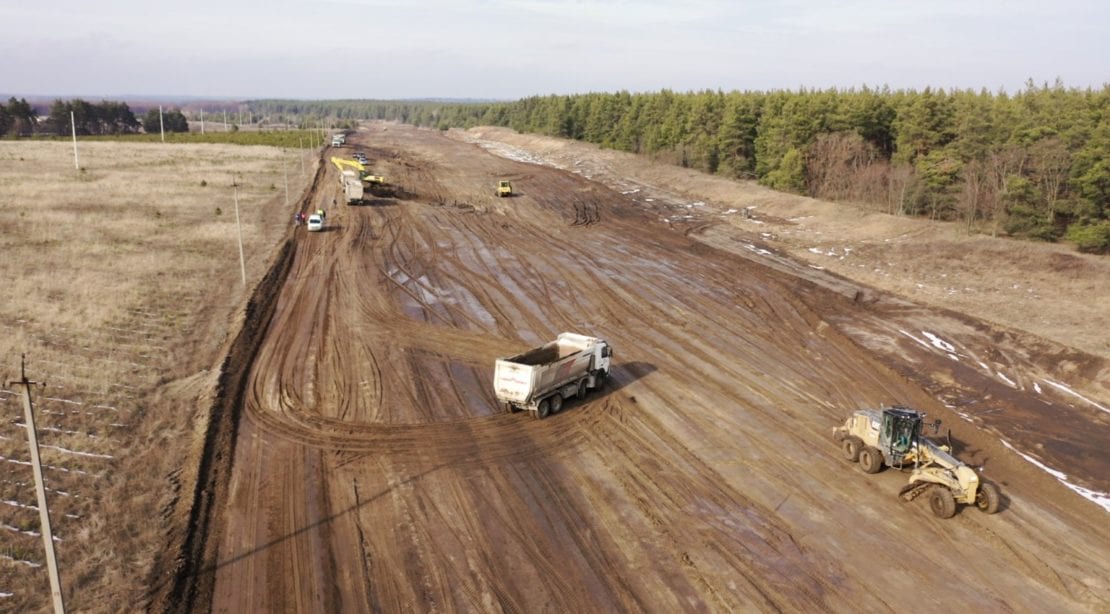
[833,406,1001,518]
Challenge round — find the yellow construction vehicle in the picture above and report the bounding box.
[331,156,386,190]
[833,406,1001,518]
[330,157,365,204]
[497,180,513,197]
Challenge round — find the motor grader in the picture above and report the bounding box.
[833,406,1001,518]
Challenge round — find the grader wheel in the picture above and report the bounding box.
[929,486,957,519]
[841,436,863,462]
[858,447,884,474]
[976,482,1001,514]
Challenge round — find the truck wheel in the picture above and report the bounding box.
[841,436,862,462]
[976,482,1001,514]
[858,447,884,474]
[550,394,563,414]
[929,486,957,519]
[537,399,550,419]
[577,380,588,399]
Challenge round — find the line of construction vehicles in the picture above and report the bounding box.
[330,155,387,205]
[327,130,1002,522]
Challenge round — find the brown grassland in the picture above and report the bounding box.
[0,140,310,610]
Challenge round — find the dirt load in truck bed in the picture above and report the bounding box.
[171,122,1108,612]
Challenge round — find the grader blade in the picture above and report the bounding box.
[899,481,933,502]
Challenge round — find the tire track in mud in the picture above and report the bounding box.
[204,125,1110,612]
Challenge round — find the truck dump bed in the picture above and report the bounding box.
[494,333,599,406]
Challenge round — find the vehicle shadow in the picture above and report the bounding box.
[552,360,657,417]
[350,198,396,207]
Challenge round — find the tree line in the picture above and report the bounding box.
[250,82,1109,253]
[0,98,190,137]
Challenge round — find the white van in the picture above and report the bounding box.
[306,214,324,232]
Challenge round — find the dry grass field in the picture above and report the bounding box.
[0,140,309,610]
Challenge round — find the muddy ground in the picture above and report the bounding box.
[171,123,1108,612]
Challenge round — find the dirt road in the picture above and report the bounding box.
[194,124,1108,612]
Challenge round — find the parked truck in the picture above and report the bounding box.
[494,333,613,419]
[341,170,364,204]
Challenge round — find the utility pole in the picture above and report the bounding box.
[7,356,66,614]
[233,178,247,286]
[200,109,205,135]
[70,111,79,171]
[223,109,228,131]
[158,105,165,143]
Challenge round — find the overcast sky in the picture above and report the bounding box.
[2,0,1107,100]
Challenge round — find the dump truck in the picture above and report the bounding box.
[341,170,363,204]
[330,157,365,204]
[497,180,513,197]
[494,333,612,419]
[833,406,1001,518]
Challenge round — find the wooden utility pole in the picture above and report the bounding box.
[69,112,79,171]
[6,356,66,614]
[158,105,165,143]
[233,177,247,286]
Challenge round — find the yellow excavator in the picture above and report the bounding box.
[330,156,386,187]
[833,406,1001,518]
[330,157,365,204]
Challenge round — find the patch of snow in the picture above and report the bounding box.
[13,423,99,439]
[742,243,773,257]
[621,188,640,195]
[644,198,655,202]
[0,555,40,568]
[40,444,113,460]
[898,330,933,351]
[1000,440,1110,512]
[996,371,1018,388]
[947,354,959,361]
[807,264,825,270]
[1041,379,1110,414]
[0,591,12,597]
[921,331,956,353]
[723,208,737,214]
[3,499,36,512]
[1,456,91,475]
[2,523,62,541]
[978,361,990,371]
